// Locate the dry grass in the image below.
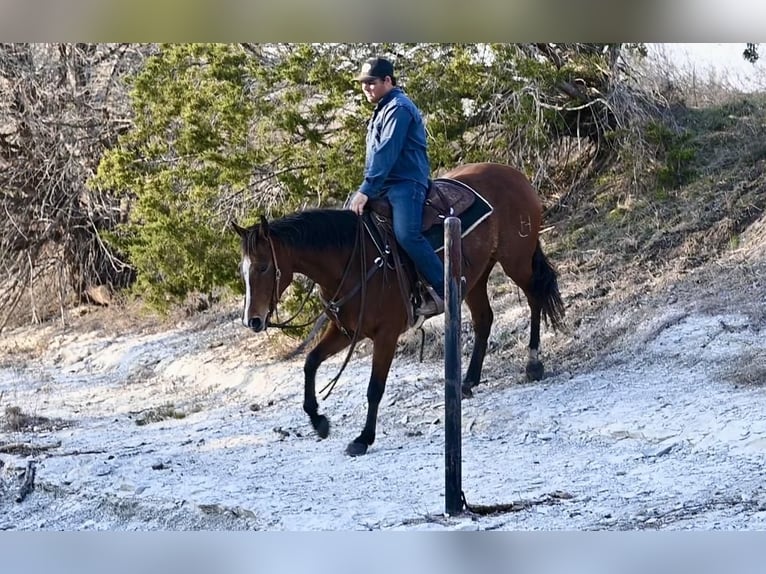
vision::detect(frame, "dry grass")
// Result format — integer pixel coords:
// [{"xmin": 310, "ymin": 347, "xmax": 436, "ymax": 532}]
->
[
  {"xmin": 1, "ymin": 405, "xmax": 71, "ymax": 433},
  {"xmin": 133, "ymin": 402, "xmax": 203, "ymax": 426},
  {"xmin": 719, "ymin": 350, "xmax": 766, "ymax": 388}
]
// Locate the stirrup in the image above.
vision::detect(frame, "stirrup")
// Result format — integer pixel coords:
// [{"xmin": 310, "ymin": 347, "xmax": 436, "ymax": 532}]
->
[{"xmin": 415, "ymin": 286, "xmax": 444, "ymax": 317}]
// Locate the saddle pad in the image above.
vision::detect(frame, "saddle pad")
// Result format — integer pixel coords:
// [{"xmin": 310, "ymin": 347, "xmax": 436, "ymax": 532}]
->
[{"xmin": 424, "ymin": 181, "xmax": 494, "ymax": 252}]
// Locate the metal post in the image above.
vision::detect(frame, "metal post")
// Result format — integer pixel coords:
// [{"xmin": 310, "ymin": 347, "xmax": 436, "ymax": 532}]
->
[{"xmin": 444, "ymin": 217, "xmax": 462, "ymax": 515}]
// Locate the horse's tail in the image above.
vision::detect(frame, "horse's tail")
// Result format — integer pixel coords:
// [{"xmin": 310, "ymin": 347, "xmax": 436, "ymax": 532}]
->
[{"xmin": 531, "ymin": 241, "xmax": 565, "ymax": 331}]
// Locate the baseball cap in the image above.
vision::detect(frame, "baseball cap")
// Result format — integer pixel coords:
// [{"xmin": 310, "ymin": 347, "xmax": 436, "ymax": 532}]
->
[{"xmin": 355, "ymin": 57, "xmax": 394, "ymax": 82}]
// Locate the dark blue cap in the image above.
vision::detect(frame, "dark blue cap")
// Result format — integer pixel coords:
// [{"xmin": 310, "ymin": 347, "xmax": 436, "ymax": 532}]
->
[{"xmin": 355, "ymin": 57, "xmax": 394, "ymax": 82}]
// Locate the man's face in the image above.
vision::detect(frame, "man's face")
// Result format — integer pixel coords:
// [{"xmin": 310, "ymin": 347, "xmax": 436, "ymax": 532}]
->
[{"xmin": 360, "ymin": 77, "xmax": 392, "ymax": 104}]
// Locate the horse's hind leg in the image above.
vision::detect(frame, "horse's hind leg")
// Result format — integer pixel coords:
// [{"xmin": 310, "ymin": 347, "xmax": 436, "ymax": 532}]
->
[
  {"xmin": 346, "ymin": 332, "xmax": 398, "ymax": 457},
  {"xmin": 303, "ymin": 321, "xmax": 352, "ymax": 439},
  {"xmin": 525, "ymin": 296, "xmax": 545, "ymax": 381},
  {"xmin": 462, "ymin": 267, "xmax": 494, "ymax": 398},
  {"xmin": 499, "ymin": 256, "xmax": 544, "ymax": 381},
  {"xmin": 519, "ymin": 243, "xmax": 565, "ymax": 382}
]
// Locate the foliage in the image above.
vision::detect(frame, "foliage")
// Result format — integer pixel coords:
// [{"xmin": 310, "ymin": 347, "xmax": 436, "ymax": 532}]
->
[
  {"xmin": 645, "ymin": 121, "xmax": 697, "ymax": 189},
  {"xmin": 94, "ymin": 44, "xmax": 366, "ymax": 311},
  {"xmin": 743, "ymin": 43, "xmax": 759, "ymax": 63},
  {"xmin": 93, "ymin": 44, "xmax": 258, "ymax": 309}
]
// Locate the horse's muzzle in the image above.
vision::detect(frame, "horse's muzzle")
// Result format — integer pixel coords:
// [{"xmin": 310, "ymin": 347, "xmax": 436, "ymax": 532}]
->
[{"xmin": 247, "ymin": 317, "xmax": 266, "ymax": 332}]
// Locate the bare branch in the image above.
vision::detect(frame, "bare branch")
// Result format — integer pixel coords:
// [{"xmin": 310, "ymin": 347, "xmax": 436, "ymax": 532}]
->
[{"xmin": 0, "ymin": 43, "xmax": 150, "ymax": 330}]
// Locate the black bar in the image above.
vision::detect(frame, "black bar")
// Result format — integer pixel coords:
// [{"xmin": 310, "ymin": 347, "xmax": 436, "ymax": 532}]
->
[{"xmin": 444, "ymin": 217, "xmax": 462, "ymax": 515}]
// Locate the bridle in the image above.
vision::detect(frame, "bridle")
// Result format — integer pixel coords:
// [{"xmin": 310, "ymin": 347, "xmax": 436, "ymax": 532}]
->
[
  {"xmin": 247, "ymin": 218, "xmax": 382, "ymax": 399},
  {"xmin": 263, "ymin": 235, "xmax": 282, "ymax": 327},
  {"xmin": 255, "ymin": 219, "xmax": 380, "ymax": 333},
  {"xmin": 256, "ymin": 234, "xmax": 324, "ymax": 331}
]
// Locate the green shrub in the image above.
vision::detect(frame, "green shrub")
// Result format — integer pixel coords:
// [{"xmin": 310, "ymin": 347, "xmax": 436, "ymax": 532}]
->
[{"xmin": 645, "ymin": 121, "xmax": 697, "ymax": 189}]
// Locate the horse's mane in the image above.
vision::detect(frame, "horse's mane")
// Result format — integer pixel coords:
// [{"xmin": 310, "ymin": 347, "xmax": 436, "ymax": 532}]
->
[{"xmin": 247, "ymin": 209, "xmax": 359, "ymax": 253}]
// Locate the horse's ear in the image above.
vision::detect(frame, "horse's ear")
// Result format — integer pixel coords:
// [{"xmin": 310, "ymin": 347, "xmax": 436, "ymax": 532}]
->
[
  {"xmin": 259, "ymin": 215, "xmax": 270, "ymax": 239},
  {"xmin": 231, "ymin": 221, "xmax": 247, "ymax": 237}
]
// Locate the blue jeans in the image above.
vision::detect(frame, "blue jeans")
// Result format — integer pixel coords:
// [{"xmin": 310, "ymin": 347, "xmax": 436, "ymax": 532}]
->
[{"xmin": 386, "ymin": 183, "xmax": 445, "ymax": 299}]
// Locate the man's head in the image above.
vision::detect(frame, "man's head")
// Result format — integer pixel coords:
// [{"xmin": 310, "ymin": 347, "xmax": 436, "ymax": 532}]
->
[{"xmin": 355, "ymin": 57, "xmax": 396, "ymax": 104}]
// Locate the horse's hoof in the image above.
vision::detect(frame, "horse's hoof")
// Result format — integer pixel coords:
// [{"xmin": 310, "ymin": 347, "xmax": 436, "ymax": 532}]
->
[
  {"xmin": 313, "ymin": 415, "xmax": 330, "ymax": 439},
  {"xmin": 525, "ymin": 360, "xmax": 544, "ymax": 381},
  {"xmin": 345, "ymin": 441, "xmax": 368, "ymax": 457},
  {"xmin": 461, "ymin": 385, "xmax": 474, "ymax": 399}
]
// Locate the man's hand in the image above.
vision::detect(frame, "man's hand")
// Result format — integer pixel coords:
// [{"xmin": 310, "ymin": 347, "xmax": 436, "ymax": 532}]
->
[{"xmin": 348, "ymin": 191, "xmax": 368, "ymax": 216}]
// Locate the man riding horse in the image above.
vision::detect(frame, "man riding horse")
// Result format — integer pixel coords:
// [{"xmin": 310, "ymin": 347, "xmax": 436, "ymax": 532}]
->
[{"xmin": 347, "ymin": 56, "xmax": 445, "ymax": 317}]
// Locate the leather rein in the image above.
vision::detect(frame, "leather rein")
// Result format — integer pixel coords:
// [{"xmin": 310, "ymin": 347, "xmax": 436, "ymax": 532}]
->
[{"xmin": 262, "ymin": 216, "xmax": 381, "ymax": 398}]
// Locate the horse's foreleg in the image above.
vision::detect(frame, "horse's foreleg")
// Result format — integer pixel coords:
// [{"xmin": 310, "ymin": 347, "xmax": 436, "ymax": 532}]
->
[
  {"xmin": 462, "ymin": 270, "xmax": 494, "ymax": 398},
  {"xmin": 303, "ymin": 321, "xmax": 351, "ymax": 439},
  {"xmin": 346, "ymin": 334, "xmax": 398, "ymax": 457}
]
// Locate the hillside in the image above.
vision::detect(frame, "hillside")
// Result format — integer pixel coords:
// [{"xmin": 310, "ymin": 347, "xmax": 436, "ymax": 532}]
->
[
  {"xmin": 540, "ymin": 95, "xmax": 766, "ymax": 373},
  {"xmin": 1, "ymin": 95, "xmax": 766, "ymax": 530}
]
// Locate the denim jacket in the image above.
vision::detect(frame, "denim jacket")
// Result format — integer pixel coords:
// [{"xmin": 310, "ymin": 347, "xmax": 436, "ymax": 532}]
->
[{"xmin": 359, "ymin": 87, "xmax": 430, "ymax": 199}]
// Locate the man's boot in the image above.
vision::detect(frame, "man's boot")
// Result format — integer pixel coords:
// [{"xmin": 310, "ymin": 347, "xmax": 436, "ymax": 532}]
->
[{"xmin": 415, "ymin": 285, "xmax": 445, "ymax": 317}]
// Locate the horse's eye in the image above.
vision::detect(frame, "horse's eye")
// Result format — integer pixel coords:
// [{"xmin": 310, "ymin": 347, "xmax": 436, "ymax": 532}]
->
[{"xmin": 241, "ymin": 258, "xmax": 268, "ymax": 276}]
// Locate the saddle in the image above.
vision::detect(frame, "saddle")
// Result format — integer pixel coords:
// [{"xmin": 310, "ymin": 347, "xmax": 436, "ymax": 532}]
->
[
  {"xmin": 367, "ymin": 178, "xmax": 476, "ymax": 232},
  {"xmin": 364, "ymin": 178, "xmax": 476, "ymax": 327}
]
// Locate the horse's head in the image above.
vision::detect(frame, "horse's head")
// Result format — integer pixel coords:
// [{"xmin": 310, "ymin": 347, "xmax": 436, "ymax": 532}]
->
[{"xmin": 233, "ymin": 216, "xmax": 283, "ymax": 333}]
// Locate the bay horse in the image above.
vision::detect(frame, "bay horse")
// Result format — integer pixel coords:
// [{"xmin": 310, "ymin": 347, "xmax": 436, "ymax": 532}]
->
[{"xmin": 233, "ymin": 162, "xmax": 564, "ymax": 456}]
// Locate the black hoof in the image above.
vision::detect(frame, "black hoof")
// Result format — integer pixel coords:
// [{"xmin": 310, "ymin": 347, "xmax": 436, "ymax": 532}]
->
[
  {"xmin": 525, "ymin": 360, "xmax": 544, "ymax": 381},
  {"xmin": 345, "ymin": 441, "xmax": 368, "ymax": 457},
  {"xmin": 313, "ymin": 415, "xmax": 330, "ymax": 439},
  {"xmin": 461, "ymin": 384, "xmax": 474, "ymax": 399}
]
